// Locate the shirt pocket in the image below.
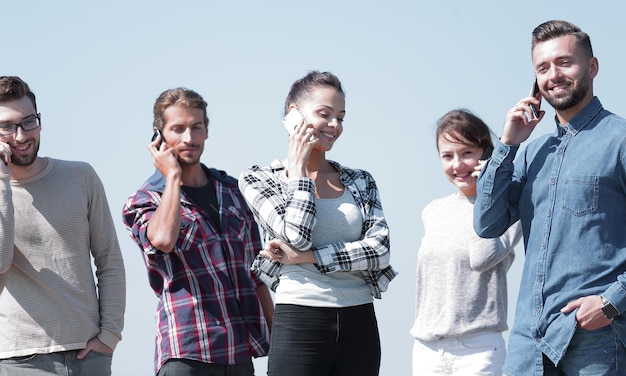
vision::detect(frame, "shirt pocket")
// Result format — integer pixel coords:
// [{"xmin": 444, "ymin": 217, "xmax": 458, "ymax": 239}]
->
[
  {"xmin": 223, "ymin": 205, "xmax": 249, "ymax": 240},
  {"xmin": 561, "ymin": 174, "xmax": 599, "ymax": 216}
]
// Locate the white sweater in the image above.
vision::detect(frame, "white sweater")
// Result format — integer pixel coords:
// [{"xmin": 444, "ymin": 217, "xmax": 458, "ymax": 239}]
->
[{"xmin": 410, "ymin": 194, "xmax": 521, "ymax": 341}]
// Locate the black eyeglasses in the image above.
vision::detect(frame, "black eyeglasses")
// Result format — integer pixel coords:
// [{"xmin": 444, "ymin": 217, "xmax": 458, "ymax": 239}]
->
[{"xmin": 0, "ymin": 113, "xmax": 41, "ymax": 137}]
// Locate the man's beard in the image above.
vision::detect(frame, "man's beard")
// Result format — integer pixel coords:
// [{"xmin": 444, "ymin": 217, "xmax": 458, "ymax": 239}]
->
[
  {"xmin": 544, "ymin": 73, "xmax": 591, "ymax": 111},
  {"xmin": 178, "ymin": 154, "xmax": 201, "ymax": 166},
  {"xmin": 10, "ymin": 143, "xmax": 39, "ymax": 166}
]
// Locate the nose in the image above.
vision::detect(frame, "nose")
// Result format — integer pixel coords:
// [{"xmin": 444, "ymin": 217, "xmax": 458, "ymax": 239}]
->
[
  {"xmin": 12, "ymin": 125, "xmax": 29, "ymax": 142},
  {"xmin": 181, "ymin": 128, "xmax": 192, "ymax": 142},
  {"xmin": 329, "ymin": 117, "xmax": 342, "ymax": 127},
  {"xmin": 452, "ymin": 156, "xmax": 464, "ymax": 169},
  {"xmin": 547, "ymin": 64, "xmax": 563, "ymax": 81}
]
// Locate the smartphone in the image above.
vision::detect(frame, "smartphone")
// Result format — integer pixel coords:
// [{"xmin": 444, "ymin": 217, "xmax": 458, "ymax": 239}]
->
[
  {"xmin": 151, "ymin": 129, "xmax": 164, "ymax": 147},
  {"xmin": 282, "ymin": 108, "xmax": 304, "ymax": 135},
  {"xmin": 480, "ymin": 146, "xmax": 493, "ymax": 160},
  {"xmin": 529, "ymin": 78, "xmax": 542, "ymax": 118}
]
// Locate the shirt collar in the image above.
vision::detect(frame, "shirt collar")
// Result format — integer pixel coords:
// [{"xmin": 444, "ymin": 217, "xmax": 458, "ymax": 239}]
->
[{"xmin": 555, "ymin": 96, "xmax": 603, "ymax": 136}]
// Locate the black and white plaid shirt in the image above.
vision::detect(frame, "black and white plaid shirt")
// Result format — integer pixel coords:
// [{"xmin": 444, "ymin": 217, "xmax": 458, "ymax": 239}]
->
[{"xmin": 238, "ymin": 159, "xmax": 397, "ymax": 299}]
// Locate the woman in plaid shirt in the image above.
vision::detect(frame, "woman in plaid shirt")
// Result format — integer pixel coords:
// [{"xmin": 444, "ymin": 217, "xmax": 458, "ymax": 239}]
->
[{"xmin": 239, "ymin": 71, "xmax": 397, "ymax": 376}]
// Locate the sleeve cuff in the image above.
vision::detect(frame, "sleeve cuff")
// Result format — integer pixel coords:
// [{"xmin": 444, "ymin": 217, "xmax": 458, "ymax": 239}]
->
[{"xmin": 98, "ymin": 329, "xmax": 122, "ymax": 351}]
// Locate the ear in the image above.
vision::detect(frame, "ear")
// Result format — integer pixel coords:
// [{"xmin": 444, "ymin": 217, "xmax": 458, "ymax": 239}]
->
[{"xmin": 588, "ymin": 57, "xmax": 599, "ymax": 79}]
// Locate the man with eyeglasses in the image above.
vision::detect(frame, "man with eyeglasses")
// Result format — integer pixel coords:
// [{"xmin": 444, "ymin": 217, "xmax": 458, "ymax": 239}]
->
[{"xmin": 0, "ymin": 76, "xmax": 126, "ymax": 376}]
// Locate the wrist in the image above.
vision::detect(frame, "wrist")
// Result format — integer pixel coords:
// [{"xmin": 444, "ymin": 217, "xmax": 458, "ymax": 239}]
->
[{"xmin": 601, "ymin": 296, "xmax": 619, "ymax": 319}]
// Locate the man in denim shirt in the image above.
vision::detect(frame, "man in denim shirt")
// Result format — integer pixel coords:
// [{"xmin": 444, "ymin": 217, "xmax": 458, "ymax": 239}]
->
[{"xmin": 474, "ymin": 20, "xmax": 626, "ymax": 375}]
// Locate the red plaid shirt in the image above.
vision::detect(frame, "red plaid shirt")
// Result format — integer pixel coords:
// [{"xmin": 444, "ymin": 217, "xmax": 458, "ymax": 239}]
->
[{"xmin": 122, "ymin": 165, "xmax": 269, "ymax": 373}]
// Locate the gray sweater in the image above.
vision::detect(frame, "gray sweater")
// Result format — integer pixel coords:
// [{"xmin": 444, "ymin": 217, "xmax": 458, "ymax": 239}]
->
[
  {"xmin": 0, "ymin": 159, "xmax": 126, "ymax": 357},
  {"xmin": 410, "ymin": 194, "xmax": 521, "ymax": 341}
]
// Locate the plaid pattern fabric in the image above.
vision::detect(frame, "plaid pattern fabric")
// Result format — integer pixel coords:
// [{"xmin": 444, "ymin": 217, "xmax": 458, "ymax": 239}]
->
[
  {"xmin": 122, "ymin": 165, "xmax": 269, "ymax": 372},
  {"xmin": 238, "ymin": 159, "xmax": 397, "ymax": 299}
]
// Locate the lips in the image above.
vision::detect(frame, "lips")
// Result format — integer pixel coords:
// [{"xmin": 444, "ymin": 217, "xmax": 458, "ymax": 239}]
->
[
  {"xmin": 320, "ymin": 131, "xmax": 336, "ymax": 140},
  {"xmin": 12, "ymin": 142, "xmax": 31, "ymax": 154},
  {"xmin": 550, "ymin": 82, "xmax": 571, "ymax": 93}
]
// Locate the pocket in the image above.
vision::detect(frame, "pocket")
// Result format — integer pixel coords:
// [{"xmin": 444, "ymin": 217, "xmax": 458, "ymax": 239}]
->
[
  {"xmin": 223, "ymin": 205, "xmax": 248, "ymax": 240},
  {"xmin": 561, "ymin": 174, "xmax": 599, "ymax": 216}
]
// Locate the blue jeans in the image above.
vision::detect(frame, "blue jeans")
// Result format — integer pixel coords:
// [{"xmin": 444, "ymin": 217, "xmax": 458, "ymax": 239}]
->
[
  {"xmin": 157, "ymin": 358, "xmax": 254, "ymax": 376},
  {"xmin": 267, "ymin": 303, "xmax": 381, "ymax": 376},
  {"xmin": 542, "ymin": 326, "xmax": 625, "ymax": 375},
  {"xmin": 0, "ymin": 350, "xmax": 112, "ymax": 376}
]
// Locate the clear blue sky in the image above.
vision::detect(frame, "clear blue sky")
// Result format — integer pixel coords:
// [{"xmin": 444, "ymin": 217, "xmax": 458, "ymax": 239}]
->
[{"xmin": 5, "ymin": 1, "xmax": 626, "ymax": 374}]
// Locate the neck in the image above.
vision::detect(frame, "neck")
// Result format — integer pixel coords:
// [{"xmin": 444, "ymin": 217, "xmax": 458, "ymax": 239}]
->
[
  {"xmin": 10, "ymin": 157, "xmax": 47, "ymax": 180},
  {"xmin": 556, "ymin": 93, "xmax": 594, "ymax": 125},
  {"xmin": 180, "ymin": 163, "xmax": 208, "ymax": 187},
  {"xmin": 305, "ymin": 151, "xmax": 333, "ymax": 174}
]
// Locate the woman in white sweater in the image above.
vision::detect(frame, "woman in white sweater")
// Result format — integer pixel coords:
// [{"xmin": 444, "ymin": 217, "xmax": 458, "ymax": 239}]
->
[{"xmin": 410, "ymin": 109, "xmax": 522, "ymax": 375}]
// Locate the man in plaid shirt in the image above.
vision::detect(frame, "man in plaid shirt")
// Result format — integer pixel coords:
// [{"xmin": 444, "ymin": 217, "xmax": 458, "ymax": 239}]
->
[{"xmin": 123, "ymin": 87, "xmax": 272, "ymax": 376}]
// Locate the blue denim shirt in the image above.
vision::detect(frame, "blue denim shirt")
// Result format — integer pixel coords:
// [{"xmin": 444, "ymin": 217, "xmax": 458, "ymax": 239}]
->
[{"xmin": 474, "ymin": 97, "xmax": 626, "ymax": 375}]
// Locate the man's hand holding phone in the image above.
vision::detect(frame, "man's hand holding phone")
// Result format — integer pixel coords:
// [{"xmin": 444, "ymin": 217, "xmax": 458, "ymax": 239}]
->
[{"xmin": 501, "ymin": 79, "xmax": 545, "ymax": 146}]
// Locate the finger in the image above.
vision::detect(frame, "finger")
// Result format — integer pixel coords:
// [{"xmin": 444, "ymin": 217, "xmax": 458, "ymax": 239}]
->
[
  {"xmin": 76, "ymin": 348, "xmax": 89, "ymax": 359},
  {"xmin": 560, "ymin": 300, "xmax": 580, "ymax": 313}
]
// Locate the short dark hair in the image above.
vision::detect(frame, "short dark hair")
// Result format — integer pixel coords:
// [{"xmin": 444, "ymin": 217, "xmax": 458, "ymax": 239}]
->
[
  {"xmin": 153, "ymin": 88, "xmax": 209, "ymax": 130},
  {"xmin": 284, "ymin": 71, "xmax": 345, "ymax": 115},
  {"xmin": 531, "ymin": 20, "xmax": 593, "ymax": 58},
  {"xmin": 435, "ymin": 109, "xmax": 493, "ymax": 151},
  {"xmin": 0, "ymin": 76, "xmax": 37, "ymax": 111}
]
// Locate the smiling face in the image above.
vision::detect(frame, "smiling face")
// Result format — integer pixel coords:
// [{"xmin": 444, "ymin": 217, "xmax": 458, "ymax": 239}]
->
[
  {"xmin": 0, "ymin": 96, "xmax": 40, "ymax": 167},
  {"xmin": 437, "ymin": 132, "xmax": 485, "ymax": 197},
  {"xmin": 294, "ymin": 86, "xmax": 346, "ymax": 152},
  {"xmin": 532, "ymin": 34, "xmax": 597, "ymax": 118}
]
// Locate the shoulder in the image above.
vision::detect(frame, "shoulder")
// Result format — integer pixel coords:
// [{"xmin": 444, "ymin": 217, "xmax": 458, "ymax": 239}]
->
[
  {"xmin": 332, "ymin": 160, "xmax": 375, "ymax": 183},
  {"xmin": 52, "ymin": 158, "xmax": 94, "ymax": 172},
  {"xmin": 204, "ymin": 165, "xmax": 237, "ymax": 186},
  {"xmin": 50, "ymin": 158, "xmax": 100, "ymax": 181},
  {"xmin": 423, "ymin": 194, "xmax": 457, "ymax": 211},
  {"xmin": 239, "ymin": 160, "xmax": 284, "ymax": 182}
]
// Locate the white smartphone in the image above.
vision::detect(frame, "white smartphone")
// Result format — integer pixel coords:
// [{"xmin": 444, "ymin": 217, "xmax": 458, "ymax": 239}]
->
[{"xmin": 282, "ymin": 108, "xmax": 304, "ymax": 135}]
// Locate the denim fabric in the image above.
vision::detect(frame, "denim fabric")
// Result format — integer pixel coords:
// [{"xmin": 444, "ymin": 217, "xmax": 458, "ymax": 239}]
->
[
  {"xmin": 267, "ymin": 303, "xmax": 380, "ymax": 376},
  {"xmin": 542, "ymin": 326, "xmax": 625, "ymax": 375},
  {"xmin": 0, "ymin": 350, "xmax": 112, "ymax": 376},
  {"xmin": 474, "ymin": 98, "xmax": 626, "ymax": 375}
]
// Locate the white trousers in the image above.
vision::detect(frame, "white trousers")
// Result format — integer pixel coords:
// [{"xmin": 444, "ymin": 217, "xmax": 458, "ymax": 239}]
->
[{"xmin": 412, "ymin": 331, "xmax": 505, "ymax": 376}]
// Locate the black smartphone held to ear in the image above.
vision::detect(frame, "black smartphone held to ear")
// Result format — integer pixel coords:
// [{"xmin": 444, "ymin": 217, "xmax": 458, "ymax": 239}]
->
[
  {"xmin": 529, "ymin": 78, "xmax": 542, "ymax": 118},
  {"xmin": 480, "ymin": 146, "xmax": 493, "ymax": 160},
  {"xmin": 152, "ymin": 129, "xmax": 164, "ymax": 147}
]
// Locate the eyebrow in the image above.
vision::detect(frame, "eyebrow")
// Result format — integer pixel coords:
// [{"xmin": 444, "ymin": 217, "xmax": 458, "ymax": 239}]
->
[{"xmin": 317, "ymin": 104, "xmax": 346, "ymax": 114}]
